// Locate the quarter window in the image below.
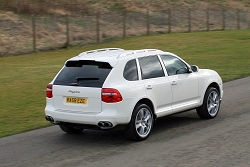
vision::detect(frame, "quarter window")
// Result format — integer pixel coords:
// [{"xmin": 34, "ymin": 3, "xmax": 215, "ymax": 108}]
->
[
  {"xmin": 160, "ymin": 55, "xmax": 189, "ymax": 76},
  {"xmin": 138, "ymin": 55, "xmax": 165, "ymax": 79},
  {"xmin": 123, "ymin": 59, "xmax": 138, "ymax": 81}
]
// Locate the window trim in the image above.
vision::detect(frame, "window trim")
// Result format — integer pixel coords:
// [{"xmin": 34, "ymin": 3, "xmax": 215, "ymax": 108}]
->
[
  {"xmin": 136, "ymin": 58, "xmax": 142, "ymax": 80},
  {"xmin": 157, "ymin": 54, "xmax": 169, "ymax": 77}
]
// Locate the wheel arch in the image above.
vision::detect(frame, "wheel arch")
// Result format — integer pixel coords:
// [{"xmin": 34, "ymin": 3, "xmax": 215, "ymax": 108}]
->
[
  {"xmin": 207, "ymin": 82, "xmax": 221, "ymax": 97},
  {"xmin": 135, "ymin": 98, "xmax": 156, "ymax": 120},
  {"xmin": 199, "ymin": 82, "xmax": 221, "ymax": 105}
]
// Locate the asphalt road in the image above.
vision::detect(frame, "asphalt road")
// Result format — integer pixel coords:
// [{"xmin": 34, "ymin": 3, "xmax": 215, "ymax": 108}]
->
[{"xmin": 1, "ymin": 77, "xmax": 250, "ymax": 167}]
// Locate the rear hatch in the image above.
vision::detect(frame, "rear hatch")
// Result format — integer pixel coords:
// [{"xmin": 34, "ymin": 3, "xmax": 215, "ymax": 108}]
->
[{"xmin": 52, "ymin": 60, "xmax": 112, "ymax": 114}]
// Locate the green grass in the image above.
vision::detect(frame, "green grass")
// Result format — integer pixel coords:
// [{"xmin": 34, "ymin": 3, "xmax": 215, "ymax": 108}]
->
[{"xmin": 0, "ymin": 29, "xmax": 250, "ymax": 138}]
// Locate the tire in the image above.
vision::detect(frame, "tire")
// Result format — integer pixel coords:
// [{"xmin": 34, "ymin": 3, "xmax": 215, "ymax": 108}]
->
[
  {"xmin": 59, "ymin": 124, "xmax": 84, "ymax": 134},
  {"xmin": 125, "ymin": 103, "xmax": 154, "ymax": 141},
  {"xmin": 197, "ymin": 87, "xmax": 221, "ymax": 119}
]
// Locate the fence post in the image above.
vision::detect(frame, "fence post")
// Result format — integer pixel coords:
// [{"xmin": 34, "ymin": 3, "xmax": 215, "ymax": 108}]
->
[
  {"xmin": 249, "ymin": 11, "xmax": 250, "ymax": 29},
  {"xmin": 206, "ymin": 8, "xmax": 209, "ymax": 31},
  {"xmin": 249, "ymin": 15, "xmax": 250, "ymax": 29},
  {"xmin": 168, "ymin": 8, "xmax": 171, "ymax": 33},
  {"xmin": 222, "ymin": 7, "xmax": 225, "ymax": 31},
  {"xmin": 146, "ymin": 8, "xmax": 150, "ymax": 35},
  {"xmin": 123, "ymin": 9, "xmax": 127, "ymax": 38},
  {"xmin": 96, "ymin": 11, "xmax": 100, "ymax": 44},
  {"xmin": 237, "ymin": 9, "xmax": 240, "ymax": 30},
  {"xmin": 188, "ymin": 8, "xmax": 191, "ymax": 32},
  {"xmin": 249, "ymin": 12, "xmax": 250, "ymax": 29},
  {"xmin": 32, "ymin": 15, "xmax": 36, "ymax": 52},
  {"xmin": 66, "ymin": 14, "xmax": 70, "ymax": 48}
]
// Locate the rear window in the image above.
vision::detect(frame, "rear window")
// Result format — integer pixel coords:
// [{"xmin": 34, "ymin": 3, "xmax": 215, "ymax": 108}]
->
[{"xmin": 54, "ymin": 60, "xmax": 112, "ymax": 88}]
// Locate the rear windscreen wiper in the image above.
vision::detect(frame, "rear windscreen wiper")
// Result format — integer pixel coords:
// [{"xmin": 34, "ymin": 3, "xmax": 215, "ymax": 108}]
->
[
  {"xmin": 69, "ymin": 83, "xmax": 79, "ymax": 86},
  {"xmin": 76, "ymin": 77, "xmax": 99, "ymax": 81}
]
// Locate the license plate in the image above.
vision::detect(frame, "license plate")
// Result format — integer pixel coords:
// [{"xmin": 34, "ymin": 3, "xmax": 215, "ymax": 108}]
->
[{"xmin": 66, "ymin": 97, "xmax": 87, "ymax": 104}]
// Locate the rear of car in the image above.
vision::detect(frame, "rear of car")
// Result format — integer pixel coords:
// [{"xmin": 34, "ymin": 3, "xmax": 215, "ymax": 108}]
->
[
  {"xmin": 46, "ymin": 59, "xmax": 119, "ymax": 126},
  {"xmin": 52, "ymin": 60, "xmax": 111, "ymax": 114}
]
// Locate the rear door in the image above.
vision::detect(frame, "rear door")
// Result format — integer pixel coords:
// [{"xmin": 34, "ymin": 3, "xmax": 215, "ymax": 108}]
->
[
  {"xmin": 138, "ymin": 55, "xmax": 173, "ymax": 116},
  {"xmin": 52, "ymin": 60, "xmax": 112, "ymax": 114}
]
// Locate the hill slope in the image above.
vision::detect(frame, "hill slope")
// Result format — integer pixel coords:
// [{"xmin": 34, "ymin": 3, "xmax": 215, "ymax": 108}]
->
[{"xmin": 0, "ymin": 0, "xmax": 250, "ymax": 55}]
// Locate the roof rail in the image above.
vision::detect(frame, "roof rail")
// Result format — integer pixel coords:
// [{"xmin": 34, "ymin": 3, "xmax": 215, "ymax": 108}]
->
[
  {"xmin": 78, "ymin": 48, "xmax": 124, "ymax": 57},
  {"xmin": 118, "ymin": 49, "xmax": 163, "ymax": 58}
]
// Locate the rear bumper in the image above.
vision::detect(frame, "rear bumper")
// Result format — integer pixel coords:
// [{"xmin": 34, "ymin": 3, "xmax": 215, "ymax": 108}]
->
[{"xmin": 45, "ymin": 106, "xmax": 131, "ymax": 128}]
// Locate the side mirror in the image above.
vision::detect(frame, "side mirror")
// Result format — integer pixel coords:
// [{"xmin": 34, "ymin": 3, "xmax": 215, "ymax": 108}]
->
[{"xmin": 190, "ymin": 65, "xmax": 199, "ymax": 72}]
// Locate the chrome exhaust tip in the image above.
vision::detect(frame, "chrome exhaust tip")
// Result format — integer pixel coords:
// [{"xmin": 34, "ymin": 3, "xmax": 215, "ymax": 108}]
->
[
  {"xmin": 98, "ymin": 121, "xmax": 113, "ymax": 128},
  {"xmin": 45, "ymin": 115, "xmax": 54, "ymax": 123}
]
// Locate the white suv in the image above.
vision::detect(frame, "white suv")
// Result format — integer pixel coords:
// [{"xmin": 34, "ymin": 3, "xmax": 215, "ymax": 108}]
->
[{"xmin": 45, "ymin": 48, "xmax": 223, "ymax": 141}]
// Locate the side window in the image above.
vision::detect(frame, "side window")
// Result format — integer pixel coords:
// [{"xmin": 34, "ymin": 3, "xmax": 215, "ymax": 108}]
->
[
  {"xmin": 138, "ymin": 55, "xmax": 165, "ymax": 79},
  {"xmin": 160, "ymin": 55, "xmax": 189, "ymax": 76},
  {"xmin": 123, "ymin": 59, "xmax": 138, "ymax": 81}
]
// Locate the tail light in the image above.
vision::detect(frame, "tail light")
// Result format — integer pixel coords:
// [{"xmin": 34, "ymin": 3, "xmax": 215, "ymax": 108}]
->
[
  {"xmin": 102, "ymin": 88, "xmax": 123, "ymax": 103},
  {"xmin": 46, "ymin": 84, "xmax": 53, "ymax": 98}
]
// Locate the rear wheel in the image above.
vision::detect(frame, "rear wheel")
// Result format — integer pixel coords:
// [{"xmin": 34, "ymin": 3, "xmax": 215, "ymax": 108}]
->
[
  {"xmin": 125, "ymin": 103, "xmax": 154, "ymax": 141},
  {"xmin": 197, "ymin": 87, "xmax": 220, "ymax": 119},
  {"xmin": 59, "ymin": 124, "xmax": 84, "ymax": 134}
]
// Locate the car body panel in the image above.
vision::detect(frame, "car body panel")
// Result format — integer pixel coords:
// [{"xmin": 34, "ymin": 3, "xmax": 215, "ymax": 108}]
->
[
  {"xmin": 169, "ymin": 72, "xmax": 200, "ymax": 113},
  {"xmin": 143, "ymin": 77, "xmax": 173, "ymax": 117}
]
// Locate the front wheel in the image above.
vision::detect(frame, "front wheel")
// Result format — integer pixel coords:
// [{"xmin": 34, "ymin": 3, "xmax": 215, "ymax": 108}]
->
[
  {"xmin": 197, "ymin": 87, "xmax": 221, "ymax": 119},
  {"xmin": 59, "ymin": 124, "xmax": 84, "ymax": 134},
  {"xmin": 125, "ymin": 103, "xmax": 154, "ymax": 141}
]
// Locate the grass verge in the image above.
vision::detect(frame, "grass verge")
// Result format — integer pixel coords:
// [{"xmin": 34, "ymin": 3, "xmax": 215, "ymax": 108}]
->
[{"xmin": 0, "ymin": 29, "xmax": 250, "ymax": 138}]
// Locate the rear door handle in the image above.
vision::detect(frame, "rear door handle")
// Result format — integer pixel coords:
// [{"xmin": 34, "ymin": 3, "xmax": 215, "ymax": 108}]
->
[
  {"xmin": 146, "ymin": 85, "xmax": 153, "ymax": 90},
  {"xmin": 172, "ymin": 81, "xmax": 177, "ymax": 85}
]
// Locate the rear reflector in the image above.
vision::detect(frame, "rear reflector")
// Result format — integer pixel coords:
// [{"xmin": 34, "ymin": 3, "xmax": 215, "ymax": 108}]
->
[
  {"xmin": 102, "ymin": 88, "xmax": 122, "ymax": 103},
  {"xmin": 46, "ymin": 84, "xmax": 53, "ymax": 98}
]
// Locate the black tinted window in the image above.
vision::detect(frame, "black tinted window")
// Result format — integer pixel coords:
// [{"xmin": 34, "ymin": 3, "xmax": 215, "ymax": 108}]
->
[
  {"xmin": 123, "ymin": 59, "xmax": 138, "ymax": 81},
  {"xmin": 160, "ymin": 55, "xmax": 188, "ymax": 76},
  {"xmin": 54, "ymin": 60, "xmax": 112, "ymax": 88},
  {"xmin": 139, "ymin": 55, "xmax": 165, "ymax": 79}
]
